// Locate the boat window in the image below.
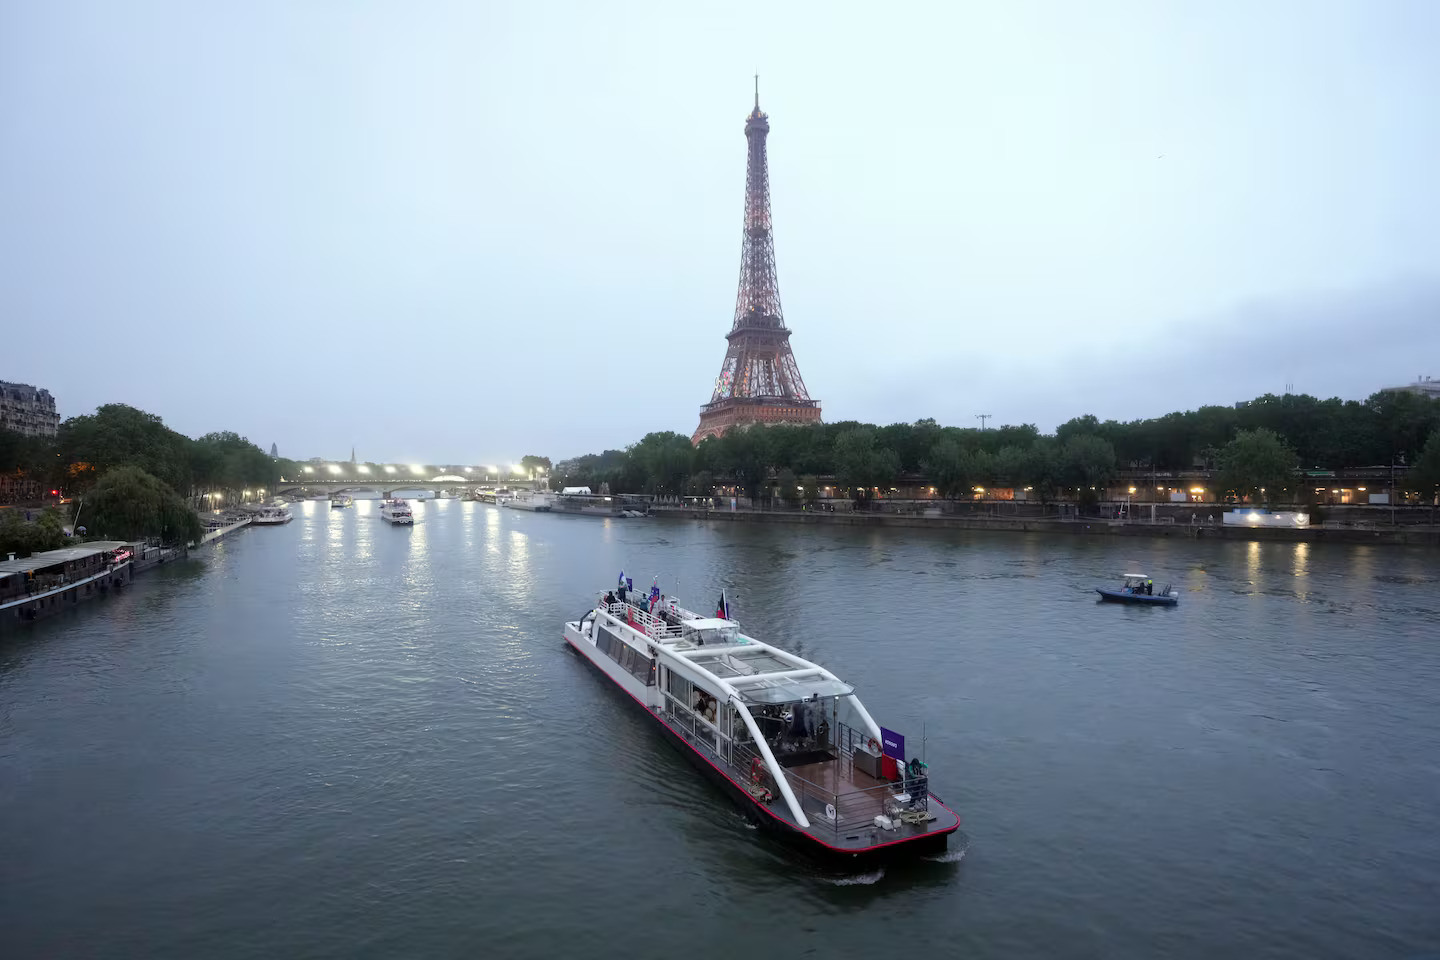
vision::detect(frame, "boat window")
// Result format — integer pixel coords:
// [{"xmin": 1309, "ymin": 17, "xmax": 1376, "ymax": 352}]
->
[{"xmin": 596, "ymin": 626, "xmax": 656, "ymax": 686}]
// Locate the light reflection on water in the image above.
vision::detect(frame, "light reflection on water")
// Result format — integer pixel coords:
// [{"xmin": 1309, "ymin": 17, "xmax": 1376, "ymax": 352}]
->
[{"xmin": 2, "ymin": 516, "xmax": 1438, "ymax": 960}]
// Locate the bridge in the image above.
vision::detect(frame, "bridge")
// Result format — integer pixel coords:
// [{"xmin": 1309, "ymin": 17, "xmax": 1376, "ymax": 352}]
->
[
  {"xmin": 274, "ymin": 462, "xmax": 545, "ymax": 497},
  {"xmin": 272, "ymin": 478, "xmax": 543, "ymax": 497}
]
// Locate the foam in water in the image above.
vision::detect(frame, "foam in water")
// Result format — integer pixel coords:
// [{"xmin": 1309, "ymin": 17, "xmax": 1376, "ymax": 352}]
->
[
  {"xmin": 923, "ymin": 847, "xmax": 968, "ymax": 863},
  {"xmin": 821, "ymin": 868, "xmax": 885, "ymax": 885}
]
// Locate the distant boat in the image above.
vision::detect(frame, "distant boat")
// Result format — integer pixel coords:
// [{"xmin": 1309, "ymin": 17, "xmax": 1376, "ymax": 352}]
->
[
  {"xmin": 330, "ymin": 494, "xmax": 353, "ymax": 508},
  {"xmin": 379, "ymin": 499, "xmax": 414, "ymax": 525},
  {"xmin": 1097, "ymin": 573, "xmax": 1178, "ymax": 606},
  {"xmin": 251, "ymin": 505, "xmax": 294, "ymax": 526}
]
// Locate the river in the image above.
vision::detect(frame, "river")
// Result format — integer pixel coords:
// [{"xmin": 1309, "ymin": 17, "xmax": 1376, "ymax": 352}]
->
[{"xmin": 2, "ymin": 499, "xmax": 1438, "ymax": 959}]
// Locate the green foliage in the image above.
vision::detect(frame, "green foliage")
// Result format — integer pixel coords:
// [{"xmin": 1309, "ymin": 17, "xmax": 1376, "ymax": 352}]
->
[
  {"xmin": 85, "ymin": 465, "xmax": 204, "ymax": 544},
  {"xmin": 0, "ymin": 506, "xmax": 70, "ymax": 557},
  {"xmin": 58, "ymin": 404, "xmax": 193, "ymax": 493},
  {"xmin": 924, "ymin": 439, "xmax": 989, "ymax": 498},
  {"xmin": 627, "ymin": 433, "xmax": 692, "ymax": 495},
  {"xmin": 520, "ymin": 455, "xmax": 553, "ymax": 475},
  {"xmin": 775, "ymin": 468, "xmax": 800, "ymax": 505},
  {"xmin": 833, "ymin": 427, "xmax": 900, "ymax": 500},
  {"xmin": 1408, "ymin": 429, "xmax": 1440, "ymax": 500},
  {"xmin": 1059, "ymin": 434, "xmax": 1118, "ymax": 491},
  {"xmin": 1215, "ymin": 428, "xmax": 1299, "ymax": 504},
  {"xmin": 191, "ymin": 431, "xmax": 277, "ymax": 495}
]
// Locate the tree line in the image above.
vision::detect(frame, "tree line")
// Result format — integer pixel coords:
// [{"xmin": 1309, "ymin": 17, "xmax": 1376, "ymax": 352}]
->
[
  {"xmin": 552, "ymin": 390, "xmax": 1440, "ymax": 505},
  {"xmin": 0, "ymin": 403, "xmax": 288, "ymax": 550}
]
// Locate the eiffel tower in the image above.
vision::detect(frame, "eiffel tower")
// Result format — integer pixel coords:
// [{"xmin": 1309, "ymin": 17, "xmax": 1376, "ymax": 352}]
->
[{"xmin": 692, "ymin": 82, "xmax": 821, "ymax": 445}]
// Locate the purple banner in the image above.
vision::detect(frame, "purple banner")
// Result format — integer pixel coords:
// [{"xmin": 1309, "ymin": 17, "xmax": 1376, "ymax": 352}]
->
[{"xmin": 880, "ymin": 727, "xmax": 905, "ymax": 761}]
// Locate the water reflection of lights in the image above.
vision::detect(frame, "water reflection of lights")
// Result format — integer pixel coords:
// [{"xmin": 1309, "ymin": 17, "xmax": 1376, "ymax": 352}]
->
[
  {"xmin": 1246, "ymin": 540, "xmax": 1262, "ymax": 584},
  {"xmin": 1293, "ymin": 542, "xmax": 1309, "ymax": 579}
]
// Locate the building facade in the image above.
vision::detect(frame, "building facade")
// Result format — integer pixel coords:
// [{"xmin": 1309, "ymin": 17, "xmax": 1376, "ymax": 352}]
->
[{"xmin": 0, "ymin": 381, "xmax": 60, "ymax": 438}]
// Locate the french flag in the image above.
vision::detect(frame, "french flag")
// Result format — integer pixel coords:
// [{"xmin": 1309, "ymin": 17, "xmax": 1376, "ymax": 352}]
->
[{"xmin": 715, "ymin": 590, "xmax": 730, "ymax": 620}]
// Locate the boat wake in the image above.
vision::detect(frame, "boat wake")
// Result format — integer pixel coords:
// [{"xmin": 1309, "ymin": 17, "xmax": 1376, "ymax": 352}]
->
[
  {"xmin": 924, "ymin": 831, "xmax": 971, "ymax": 863},
  {"xmin": 923, "ymin": 847, "xmax": 968, "ymax": 863},
  {"xmin": 821, "ymin": 868, "xmax": 885, "ymax": 886}
]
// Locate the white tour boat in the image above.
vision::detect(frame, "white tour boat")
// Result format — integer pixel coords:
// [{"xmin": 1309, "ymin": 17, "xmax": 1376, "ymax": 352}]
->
[
  {"xmin": 563, "ymin": 585, "xmax": 960, "ymax": 861},
  {"xmin": 500, "ymin": 490, "xmax": 552, "ymax": 512},
  {"xmin": 330, "ymin": 493, "xmax": 354, "ymax": 508},
  {"xmin": 379, "ymin": 499, "xmax": 414, "ymax": 525},
  {"xmin": 250, "ymin": 505, "xmax": 293, "ymax": 525}
]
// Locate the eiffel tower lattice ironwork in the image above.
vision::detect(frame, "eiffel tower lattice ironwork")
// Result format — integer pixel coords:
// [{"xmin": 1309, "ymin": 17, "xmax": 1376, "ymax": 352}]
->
[{"xmin": 692, "ymin": 82, "xmax": 821, "ymax": 445}]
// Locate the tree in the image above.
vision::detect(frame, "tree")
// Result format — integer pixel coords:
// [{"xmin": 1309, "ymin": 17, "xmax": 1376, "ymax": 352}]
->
[
  {"xmin": 924, "ymin": 440, "xmax": 990, "ymax": 498},
  {"xmin": 0, "ymin": 507, "xmax": 69, "ymax": 557},
  {"xmin": 1060, "ymin": 434, "xmax": 1118, "ymax": 492},
  {"xmin": 84, "ymin": 466, "xmax": 204, "ymax": 544},
  {"xmin": 833, "ymin": 428, "xmax": 900, "ymax": 502},
  {"xmin": 520, "ymin": 455, "xmax": 553, "ymax": 476},
  {"xmin": 1215, "ymin": 428, "xmax": 1298, "ymax": 504},
  {"xmin": 1408, "ymin": 429, "xmax": 1440, "ymax": 503},
  {"xmin": 775, "ymin": 468, "xmax": 800, "ymax": 506},
  {"xmin": 58, "ymin": 404, "xmax": 193, "ymax": 494},
  {"xmin": 799, "ymin": 473, "xmax": 820, "ymax": 506},
  {"xmin": 628, "ymin": 433, "xmax": 692, "ymax": 496}
]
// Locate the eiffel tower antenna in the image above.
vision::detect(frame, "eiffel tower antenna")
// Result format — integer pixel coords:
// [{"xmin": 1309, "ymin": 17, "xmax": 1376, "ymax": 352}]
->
[{"xmin": 693, "ymin": 84, "xmax": 821, "ymax": 444}]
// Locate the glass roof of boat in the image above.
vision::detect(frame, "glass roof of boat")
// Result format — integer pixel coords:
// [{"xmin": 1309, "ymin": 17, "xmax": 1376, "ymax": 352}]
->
[
  {"xmin": 687, "ymin": 650, "xmax": 796, "ymax": 678},
  {"xmin": 735, "ymin": 676, "xmax": 855, "ymax": 705}
]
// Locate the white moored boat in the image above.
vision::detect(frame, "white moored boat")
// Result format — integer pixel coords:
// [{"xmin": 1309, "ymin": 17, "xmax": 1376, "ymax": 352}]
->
[
  {"xmin": 330, "ymin": 493, "xmax": 353, "ymax": 508},
  {"xmin": 379, "ymin": 499, "xmax": 414, "ymax": 525},
  {"xmin": 500, "ymin": 490, "xmax": 552, "ymax": 512},
  {"xmin": 251, "ymin": 505, "xmax": 293, "ymax": 525},
  {"xmin": 563, "ymin": 584, "xmax": 960, "ymax": 862}
]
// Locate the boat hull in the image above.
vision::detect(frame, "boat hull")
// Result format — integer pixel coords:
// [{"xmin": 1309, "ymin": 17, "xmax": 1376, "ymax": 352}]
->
[
  {"xmin": 563, "ymin": 628, "xmax": 957, "ymax": 865},
  {"xmin": 1096, "ymin": 588, "xmax": 1177, "ymax": 605}
]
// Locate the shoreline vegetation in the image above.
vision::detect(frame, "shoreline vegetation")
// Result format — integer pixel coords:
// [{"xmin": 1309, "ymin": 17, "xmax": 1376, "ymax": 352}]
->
[{"xmin": 552, "ymin": 390, "xmax": 1440, "ymax": 516}]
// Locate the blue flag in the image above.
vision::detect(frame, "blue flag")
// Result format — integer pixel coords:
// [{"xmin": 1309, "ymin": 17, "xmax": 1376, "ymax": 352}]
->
[{"xmin": 618, "ymin": 569, "xmax": 625, "ymax": 587}]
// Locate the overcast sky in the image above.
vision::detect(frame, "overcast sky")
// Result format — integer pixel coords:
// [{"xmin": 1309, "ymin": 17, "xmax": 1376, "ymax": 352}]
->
[{"xmin": 3, "ymin": 1, "xmax": 1437, "ymax": 464}]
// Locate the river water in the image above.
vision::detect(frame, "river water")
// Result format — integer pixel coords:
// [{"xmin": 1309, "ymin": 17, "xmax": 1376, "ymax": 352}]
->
[{"xmin": 2, "ymin": 499, "xmax": 1438, "ymax": 959}]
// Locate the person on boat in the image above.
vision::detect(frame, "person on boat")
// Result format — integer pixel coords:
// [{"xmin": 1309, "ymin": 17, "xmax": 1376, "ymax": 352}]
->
[
  {"xmin": 1146, "ymin": 579, "xmax": 1153, "ymax": 595},
  {"xmin": 603, "ymin": 590, "xmax": 615, "ymax": 606}
]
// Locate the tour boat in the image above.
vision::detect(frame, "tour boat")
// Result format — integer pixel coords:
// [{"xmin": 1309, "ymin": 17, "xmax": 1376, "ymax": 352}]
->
[
  {"xmin": 1096, "ymin": 573, "xmax": 1178, "ymax": 606},
  {"xmin": 379, "ymin": 499, "xmax": 414, "ymax": 525},
  {"xmin": 251, "ymin": 505, "xmax": 293, "ymax": 525},
  {"xmin": 500, "ymin": 490, "xmax": 552, "ymax": 512},
  {"xmin": 330, "ymin": 494, "xmax": 353, "ymax": 508},
  {"xmin": 563, "ymin": 587, "xmax": 961, "ymax": 862}
]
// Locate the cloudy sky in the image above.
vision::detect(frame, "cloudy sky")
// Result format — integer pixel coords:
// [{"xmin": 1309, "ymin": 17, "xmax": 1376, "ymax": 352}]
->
[{"xmin": 3, "ymin": 1, "xmax": 1437, "ymax": 464}]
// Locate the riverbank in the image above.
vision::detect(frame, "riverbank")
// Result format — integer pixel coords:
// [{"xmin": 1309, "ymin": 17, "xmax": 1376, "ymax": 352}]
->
[{"xmin": 651, "ymin": 506, "xmax": 1440, "ymax": 546}]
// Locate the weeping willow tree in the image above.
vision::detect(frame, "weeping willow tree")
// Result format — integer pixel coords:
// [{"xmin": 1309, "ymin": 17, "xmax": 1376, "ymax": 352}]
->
[{"xmin": 83, "ymin": 465, "xmax": 203, "ymax": 544}]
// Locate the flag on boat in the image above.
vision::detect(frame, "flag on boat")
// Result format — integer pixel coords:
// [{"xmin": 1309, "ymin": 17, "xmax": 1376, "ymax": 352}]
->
[
  {"xmin": 648, "ymin": 582, "xmax": 660, "ymax": 612},
  {"xmin": 618, "ymin": 570, "xmax": 625, "ymax": 587},
  {"xmin": 715, "ymin": 589, "xmax": 729, "ymax": 619}
]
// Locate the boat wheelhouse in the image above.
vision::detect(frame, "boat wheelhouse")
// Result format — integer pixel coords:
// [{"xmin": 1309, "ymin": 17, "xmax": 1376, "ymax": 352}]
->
[
  {"xmin": 379, "ymin": 499, "xmax": 414, "ymax": 525},
  {"xmin": 563, "ymin": 591, "xmax": 960, "ymax": 861}
]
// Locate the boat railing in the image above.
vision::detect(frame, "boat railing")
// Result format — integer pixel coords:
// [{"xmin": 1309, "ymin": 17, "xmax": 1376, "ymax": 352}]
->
[
  {"xmin": 604, "ymin": 601, "xmax": 683, "ymax": 640},
  {"xmin": 721, "ymin": 735, "xmax": 928, "ymax": 836}
]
